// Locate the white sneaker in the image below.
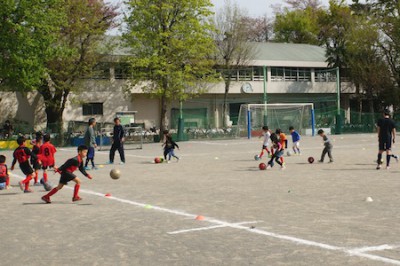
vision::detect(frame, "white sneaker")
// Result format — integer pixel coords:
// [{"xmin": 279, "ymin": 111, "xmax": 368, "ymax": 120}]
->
[{"xmin": 119, "ymin": 162, "xmax": 125, "ymax": 165}]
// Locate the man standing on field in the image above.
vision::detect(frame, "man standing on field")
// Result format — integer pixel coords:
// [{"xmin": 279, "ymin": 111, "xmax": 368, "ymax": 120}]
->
[{"xmin": 376, "ymin": 109, "xmax": 396, "ymax": 170}]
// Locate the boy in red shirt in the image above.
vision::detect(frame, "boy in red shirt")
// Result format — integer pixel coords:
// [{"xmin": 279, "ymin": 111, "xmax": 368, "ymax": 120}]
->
[
  {"xmin": 0, "ymin": 155, "xmax": 10, "ymax": 190},
  {"xmin": 11, "ymin": 136, "xmax": 38, "ymax": 193},
  {"xmin": 41, "ymin": 145, "xmax": 92, "ymax": 203},
  {"xmin": 39, "ymin": 133, "xmax": 57, "ymax": 191}
]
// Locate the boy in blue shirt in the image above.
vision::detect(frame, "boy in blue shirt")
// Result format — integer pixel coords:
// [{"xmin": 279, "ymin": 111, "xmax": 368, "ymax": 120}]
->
[{"xmin": 289, "ymin": 126, "xmax": 301, "ymax": 155}]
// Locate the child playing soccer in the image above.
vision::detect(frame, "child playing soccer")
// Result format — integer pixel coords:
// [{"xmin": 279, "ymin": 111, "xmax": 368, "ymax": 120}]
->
[
  {"xmin": 31, "ymin": 132, "xmax": 43, "ymax": 186},
  {"xmin": 0, "ymin": 155, "xmax": 10, "ymax": 190},
  {"xmin": 163, "ymin": 134, "xmax": 180, "ymax": 162},
  {"xmin": 267, "ymin": 133, "xmax": 285, "ymax": 169},
  {"xmin": 11, "ymin": 136, "xmax": 38, "ymax": 193},
  {"xmin": 318, "ymin": 129, "xmax": 333, "ymax": 163},
  {"xmin": 39, "ymin": 133, "xmax": 57, "ymax": 190},
  {"xmin": 41, "ymin": 145, "xmax": 92, "ymax": 203},
  {"xmin": 258, "ymin": 126, "xmax": 271, "ymax": 159},
  {"xmin": 84, "ymin": 118, "xmax": 97, "ymax": 170},
  {"xmin": 289, "ymin": 126, "xmax": 301, "ymax": 155}
]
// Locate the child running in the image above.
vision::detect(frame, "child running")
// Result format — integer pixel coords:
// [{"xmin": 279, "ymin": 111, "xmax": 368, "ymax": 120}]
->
[
  {"xmin": 11, "ymin": 136, "xmax": 38, "ymax": 193},
  {"xmin": 39, "ymin": 133, "xmax": 57, "ymax": 190},
  {"xmin": 163, "ymin": 133, "xmax": 180, "ymax": 162},
  {"xmin": 275, "ymin": 129, "xmax": 287, "ymax": 164},
  {"xmin": 31, "ymin": 132, "xmax": 43, "ymax": 186},
  {"xmin": 289, "ymin": 126, "xmax": 301, "ymax": 155},
  {"xmin": 258, "ymin": 126, "xmax": 271, "ymax": 159},
  {"xmin": 0, "ymin": 155, "xmax": 10, "ymax": 190},
  {"xmin": 317, "ymin": 129, "xmax": 333, "ymax": 163},
  {"xmin": 267, "ymin": 133, "xmax": 285, "ymax": 169},
  {"xmin": 41, "ymin": 145, "xmax": 92, "ymax": 203}
]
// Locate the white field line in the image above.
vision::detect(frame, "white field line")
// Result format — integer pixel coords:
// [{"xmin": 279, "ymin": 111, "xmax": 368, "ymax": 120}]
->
[
  {"xmin": 10, "ymin": 172, "xmax": 400, "ymax": 265},
  {"xmin": 348, "ymin": 244, "xmax": 400, "ymax": 253},
  {"xmin": 167, "ymin": 221, "xmax": 261, "ymax": 235}
]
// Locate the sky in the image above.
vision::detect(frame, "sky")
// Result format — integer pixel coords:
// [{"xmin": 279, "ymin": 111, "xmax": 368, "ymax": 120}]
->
[{"xmin": 210, "ymin": 0, "xmax": 361, "ymax": 17}]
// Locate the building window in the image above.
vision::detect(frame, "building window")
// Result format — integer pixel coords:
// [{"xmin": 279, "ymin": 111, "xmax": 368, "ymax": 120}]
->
[
  {"xmin": 91, "ymin": 63, "xmax": 110, "ymax": 79},
  {"xmin": 315, "ymin": 68, "xmax": 337, "ymax": 82},
  {"xmin": 238, "ymin": 68, "xmax": 252, "ymax": 81},
  {"xmin": 114, "ymin": 63, "xmax": 131, "ymax": 79},
  {"xmin": 82, "ymin": 103, "xmax": 103, "ymax": 115},
  {"xmin": 284, "ymin": 67, "xmax": 297, "ymax": 81},
  {"xmin": 298, "ymin": 68, "xmax": 311, "ymax": 81},
  {"xmin": 271, "ymin": 67, "xmax": 311, "ymax": 81},
  {"xmin": 271, "ymin": 67, "xmax": 284, "ymax": 81},
  {"xmin": 252, "ymin": 66, "xmax": 264, "ymax": 81}
]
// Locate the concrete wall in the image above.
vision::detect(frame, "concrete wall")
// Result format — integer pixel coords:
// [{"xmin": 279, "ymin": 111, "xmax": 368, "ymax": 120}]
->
[{"xmin": 0, "ymin": 77, "xmax": 353, "ymax": 132}]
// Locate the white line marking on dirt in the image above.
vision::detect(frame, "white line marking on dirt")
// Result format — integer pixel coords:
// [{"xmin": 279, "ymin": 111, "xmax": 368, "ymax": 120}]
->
[
  {"xmin": 168, "ymin": 221, "xmax": 260, "ymax": 235},
  {"xmin": 348, "ymin": 244, "xmax": 400, "ymax": 253},
  {"xmin": 10, "ymin": 172, "xmax": 400, "ymax": 265}
]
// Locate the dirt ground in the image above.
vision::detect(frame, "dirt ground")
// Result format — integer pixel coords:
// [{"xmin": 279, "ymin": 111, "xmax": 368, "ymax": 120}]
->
[{"xmin": 1, "ymin": 133, "xmax": 400, "ymax": 265}]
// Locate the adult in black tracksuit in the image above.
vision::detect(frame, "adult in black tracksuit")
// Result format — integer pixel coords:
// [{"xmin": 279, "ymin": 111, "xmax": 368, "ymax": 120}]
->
[
  {"xmin": 109, "ymin": 117, "xmax": 125, "ymax": 164},
  {"xmin": 376, "ymin": 109, "xmax": 396, "ymax": 169}
]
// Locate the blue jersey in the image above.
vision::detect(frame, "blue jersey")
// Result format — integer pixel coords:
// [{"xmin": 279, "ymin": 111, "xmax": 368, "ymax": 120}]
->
[{"xmin": 291, "ymin": 131, "xmax": 300, "ymax": 142}]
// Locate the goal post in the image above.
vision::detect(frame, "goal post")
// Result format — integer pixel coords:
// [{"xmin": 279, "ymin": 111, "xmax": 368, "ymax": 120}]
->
[
  {"xmin": 236, "ymin": 103, "xmax": 315, "ymax": 139},
  {"xmin": 99, "ymin": 126, "xmax": 143, "ymax": 151}
]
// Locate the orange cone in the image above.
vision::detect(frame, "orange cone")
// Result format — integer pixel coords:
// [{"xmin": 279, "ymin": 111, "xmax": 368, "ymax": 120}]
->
[{"xmin": 195, "ymin": 215, "xmax": 205, "ymax": 221}]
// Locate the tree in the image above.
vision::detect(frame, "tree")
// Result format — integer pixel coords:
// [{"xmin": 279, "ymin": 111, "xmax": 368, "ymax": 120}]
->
[
  {"xmin": 0, "ymin": 0, "xmax": 64, "ymax": 90},
  {"xmin": 274, "ymin": 7, "xmax": 323, "ymax": 44},
  {"xmin": 241, "ymin": 15, "xmax": 273, "ymax": 42},
  {"xmin": 369, "ymin": 0, "xmax": 400, "ymax": 110},
  {"xmin": 38, "ymin": 0, "xmax": 117, "ymax": 132},
  {"xmin": 0, "ymin": 0, "xmax": 117, "ymax": 134},
  {"xmin": 273, "ymin": 0, "xmax": 325, "ymax": 44},
  {"xmin": 123, "ymin": 0, "xmax": 216, "ymax": 133},
  {"xmin": 346, "ymin": 12, "xmax": 390, "ymax": 117},
  {"xmin": 212, "ymin": 0, "xmax": 254, "ymax": 127}
]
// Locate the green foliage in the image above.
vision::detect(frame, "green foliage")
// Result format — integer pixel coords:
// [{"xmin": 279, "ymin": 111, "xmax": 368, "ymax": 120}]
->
[
  {"xmin": 0, "ymin": 0, "xmax": 65, "ymax": 90},
  {"xmin": 123, "ymin": 0, "xmax": 217, "ymax": 102},
  {"xmin": 274, "ymin": 7, "xmax": 322, "ymax": 44}
]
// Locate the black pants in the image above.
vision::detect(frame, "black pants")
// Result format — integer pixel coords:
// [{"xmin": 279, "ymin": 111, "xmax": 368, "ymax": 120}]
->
[
  {"xmin": 321, "ymin": 145, "xmax": 333, "ymax": 161},
  {"xmin": 109, "ymin": 142, "xmax": 125, "ymax": 163}
]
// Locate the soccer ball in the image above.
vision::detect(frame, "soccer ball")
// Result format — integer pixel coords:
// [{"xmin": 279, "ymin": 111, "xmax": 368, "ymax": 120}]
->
[
  {"xmin": 154, "ymin": 157, "xmax": 161, "ymax": 164},
  {"xmin": 308, "ymin": 157, "xmax": 315, "ymax": 164},
  {"xmin": 254, "ymin": 155, "xmax": 260, "ymax": 161},
  {"xmin": 287, "ymin": 151, "xmax": 292, "ymax": 156},
  {"xmin": 259, "ymin": 163, "xmax": 267, "ymax": 170},
  {"xmin": 110, "ymin": 169, "xmax": 121, "ymax": 180}
]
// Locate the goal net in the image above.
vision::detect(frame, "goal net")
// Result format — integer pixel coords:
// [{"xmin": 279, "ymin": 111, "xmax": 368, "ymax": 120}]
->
[
  {"xmin": 99, "ymin": 126, "xmax": 143, "ymax": 151},
  {"xmin": 236, "ymin": 103, "xmax": 315, "ymax": 138}
]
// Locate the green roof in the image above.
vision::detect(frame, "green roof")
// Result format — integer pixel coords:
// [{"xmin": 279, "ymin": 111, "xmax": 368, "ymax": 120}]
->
[
  {"xmin": 251, "ymin": 42, "xmax": 327, "ymax": 62},
  {"xmin": 101, "ymin": 36, "xmax": 328, "ymax": 66}
]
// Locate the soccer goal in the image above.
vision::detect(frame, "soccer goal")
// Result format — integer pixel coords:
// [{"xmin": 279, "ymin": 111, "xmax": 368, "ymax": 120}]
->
[
  {"xmin": 99, "ymin": 126, "xmax": 143, "ymax": 151},
  {"xmin": 236, "ymin": 103, "xmax": 315, "ymax": 138}
]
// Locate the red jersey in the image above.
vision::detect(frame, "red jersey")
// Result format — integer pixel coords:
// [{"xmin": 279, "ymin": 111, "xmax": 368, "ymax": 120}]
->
[
  {"xmin": 12, "ymin": 145, "xmax": 34, "ymax": 167},
  {"xmin": 39, "ymin": 142, "xmax": 57, "ymax": 167},
  {"xmin": 58, "ymin": 155, "xmax": 88, "ymax": 176},
  {"xmin": 0, "ymin": 163, "xmax": 7, "ymax": 183}
]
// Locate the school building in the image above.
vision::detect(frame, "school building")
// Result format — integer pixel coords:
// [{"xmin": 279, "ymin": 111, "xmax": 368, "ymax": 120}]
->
[{"xmin": 0, "ymin": 40, "xmax": 356, "ymax": 133}]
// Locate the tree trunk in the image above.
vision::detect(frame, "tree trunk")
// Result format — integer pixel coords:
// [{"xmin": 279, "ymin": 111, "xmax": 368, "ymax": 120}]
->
[
  {"xmin": 159, "ymin": 78, "xmax": 169, "ymax": 141},
  {"xmin": 38, "ymin": 80, "xmax": 69, "ymax": 146},
  {"xmin": 222, "ymin": 75, "xmax": 231, "ymax": 128}
]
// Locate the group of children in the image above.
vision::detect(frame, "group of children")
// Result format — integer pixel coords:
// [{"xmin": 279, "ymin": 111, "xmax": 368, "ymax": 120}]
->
[
  {"xmin": 0, "ymin": 133, "xmax": 93, "ymax": 204},
  {"xmin": 9, "ymin": 133, "xmax": 56, "ymax": 193},
  {"xmin": 258, "ymin": 126, "xmax": 333, "ymax": 169}
]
